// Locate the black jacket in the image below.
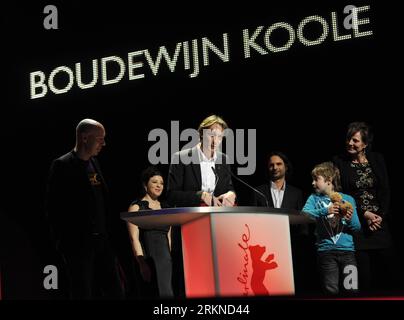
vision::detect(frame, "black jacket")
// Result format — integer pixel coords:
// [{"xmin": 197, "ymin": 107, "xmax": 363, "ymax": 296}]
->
[
  {"xmin": 45, "ymin": 151, "xmax": 110, "ymax": 248},
  {"xmin": 252, "ymin": 182, "xmax": 303, "ymax": 210},
  {"xmin": 167, "ymin": 146, "xmax": 235, "ymax": 207}
]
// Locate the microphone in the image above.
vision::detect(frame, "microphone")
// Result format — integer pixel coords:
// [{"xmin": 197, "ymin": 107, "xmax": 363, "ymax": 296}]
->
[
  {"xmin": 211, "ymin": 166, "xmax": 219, "ymax": 206},
  {"xmin": 211, "ymin": 166, "xmax": 219, "ymax": 190},
  {"xmin": 219, "ymin": 164, "xmax": 269, "ymax": 208}
]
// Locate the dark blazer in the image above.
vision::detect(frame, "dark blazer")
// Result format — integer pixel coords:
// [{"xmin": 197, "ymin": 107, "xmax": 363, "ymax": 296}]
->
[
  {"xmin": 333, "ymin": 152, "xmax": 390, "ymax": 218},
  {"xmin": 45, "ymin": 150, "xmax": 109, "ymax": 248},
  {"xmin": 167, "ymin": 146, "xmax": 235, "ymax": 207},
  {"xmin": 252, "ymin": 182, "xmax": 303, "ymax": 210}
]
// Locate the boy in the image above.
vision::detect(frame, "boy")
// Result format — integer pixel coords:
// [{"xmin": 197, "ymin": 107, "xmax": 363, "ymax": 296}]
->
[{"xmin": 303, "ymin": 162, "xmax": 361, "ymax": 295}]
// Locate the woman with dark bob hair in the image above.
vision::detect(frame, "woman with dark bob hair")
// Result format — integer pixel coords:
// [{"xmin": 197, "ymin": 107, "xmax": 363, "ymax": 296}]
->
[
  {"xmin": 127, "ymin": 166, "xmax": 173, "ymax": 298},
  {"xmin": 333, "ymin": 122, "xmax": 401, "ymax": 294}
]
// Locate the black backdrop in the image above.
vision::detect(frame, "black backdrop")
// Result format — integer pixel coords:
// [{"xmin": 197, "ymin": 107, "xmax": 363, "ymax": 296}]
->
[{"xmin": 2, "ymin": 1, "xmax": 402, "ymax": 299}]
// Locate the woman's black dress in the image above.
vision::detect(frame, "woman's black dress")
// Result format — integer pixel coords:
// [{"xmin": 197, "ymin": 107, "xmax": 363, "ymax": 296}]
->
[{"xmin": 131, "ymin": 199, "xmax": 173, "ymax": 298}]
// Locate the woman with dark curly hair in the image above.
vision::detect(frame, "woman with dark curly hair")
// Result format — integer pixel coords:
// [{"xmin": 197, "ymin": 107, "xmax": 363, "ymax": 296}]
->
[
  {"xmin": 333, "ymin": 122, "xmax": 401, "ymax": 294},
  {"xmin": 127, "ymin": 166, "xmax": 173, "ymax": 298}
]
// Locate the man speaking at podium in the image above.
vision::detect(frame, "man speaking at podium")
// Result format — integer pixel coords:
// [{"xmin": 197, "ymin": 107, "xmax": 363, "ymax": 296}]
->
[
  {"xmin": 167, "ymin": 114, "xmax": 236, "ymax": 207},
  {"xmin": 167, "ymin": 114, "xmax": 236, "ymax": 296}
]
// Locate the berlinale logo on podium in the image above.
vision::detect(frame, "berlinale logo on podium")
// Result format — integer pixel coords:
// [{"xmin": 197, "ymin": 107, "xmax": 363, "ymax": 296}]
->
[{"xmin": 237, "ymin": 224, "xmax": 278, "ymax": 296}]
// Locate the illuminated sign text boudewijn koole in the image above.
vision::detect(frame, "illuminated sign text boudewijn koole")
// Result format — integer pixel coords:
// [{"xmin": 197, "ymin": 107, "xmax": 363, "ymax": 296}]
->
[{"xmin": 29, "ymin": 5, "xmax": 373, "ymax": 100}]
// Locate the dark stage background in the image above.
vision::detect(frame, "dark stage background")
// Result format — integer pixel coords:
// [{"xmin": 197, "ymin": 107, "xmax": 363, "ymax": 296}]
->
[{"xmin": 1, "ymin": 1, "xmax": 402, "ymax": 299}]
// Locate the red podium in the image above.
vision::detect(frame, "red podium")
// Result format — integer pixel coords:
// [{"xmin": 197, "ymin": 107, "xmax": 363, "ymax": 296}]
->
[{"xmin": 121, "ymin": 207, "xmax": 312, "ymax": 298}]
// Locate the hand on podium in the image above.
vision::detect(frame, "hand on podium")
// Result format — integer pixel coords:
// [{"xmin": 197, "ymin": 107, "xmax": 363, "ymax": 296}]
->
[
  {"xmin": 200, "ymin": 191, "xmax": 236, "ymax": 207},
  {"xmin": 217, "ymin": 191, "xmax": 236, "ymax": 207}
]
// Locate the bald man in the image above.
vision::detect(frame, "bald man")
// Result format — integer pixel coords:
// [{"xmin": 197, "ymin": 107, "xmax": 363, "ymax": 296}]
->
[{"xmin": 46, "ymin": 119, "xmax": 123, "ymax": 299}]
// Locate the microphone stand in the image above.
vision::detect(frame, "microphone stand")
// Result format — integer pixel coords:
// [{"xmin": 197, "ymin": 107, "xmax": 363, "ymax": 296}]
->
[
  {"xmin": 211, "ymin": 166, "xmax": 219, "ymax": 206},
  {"xmin": 219, "ymin": 164, "xmax": 269, "ymax": 207}
]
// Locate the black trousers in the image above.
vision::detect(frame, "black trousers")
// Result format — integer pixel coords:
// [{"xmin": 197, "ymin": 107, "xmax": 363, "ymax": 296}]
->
[
  {"xmin": 62, "ymin": 234, "xmax": 124, "ymax": 299},
  {"xmin": 317, "ymin": 250, "xmax": 358, "ymax": 295},
  {"xmin": 356, "ymin": 247, "xmax": 403, "ymax": 295}
]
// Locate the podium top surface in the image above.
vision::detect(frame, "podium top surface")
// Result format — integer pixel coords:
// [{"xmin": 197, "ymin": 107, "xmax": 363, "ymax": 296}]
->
[{"xmin": 121, "ymin": 206, "xmax": 314, "ymax": 228}]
